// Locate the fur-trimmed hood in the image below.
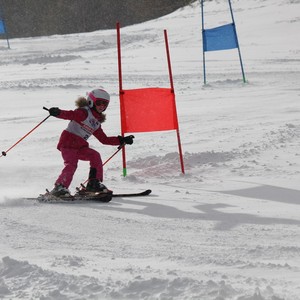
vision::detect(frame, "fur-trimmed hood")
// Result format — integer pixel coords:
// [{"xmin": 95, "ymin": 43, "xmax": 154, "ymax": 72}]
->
[{"xmin": 75, "ymin": 96, "xmax": 106, "ymax": 123}]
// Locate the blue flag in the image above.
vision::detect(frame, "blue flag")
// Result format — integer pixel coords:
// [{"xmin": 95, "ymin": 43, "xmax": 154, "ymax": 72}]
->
[
  {"xmin": 203, "ymin": 23, "xmax": 238, "ymax": 52},
  {"xmin": 0, "ymin": 20, "xmax": 5, "ymax": 34}
]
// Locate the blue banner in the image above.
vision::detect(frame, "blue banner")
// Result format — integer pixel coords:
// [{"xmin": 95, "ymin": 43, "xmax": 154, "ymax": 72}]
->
[
  {"xmin": 0, "ymin": 20, "xmax": 5, "ymax": 34},
  {"xmin": 203, "ymin": 23, "xmax": 238, "ymax": 52}
]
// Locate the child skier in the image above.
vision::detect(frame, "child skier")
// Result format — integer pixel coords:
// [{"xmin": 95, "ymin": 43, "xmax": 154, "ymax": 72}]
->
[{"xmin": 48, "ymin": 88, "xmax": 134, "ymax": 197}]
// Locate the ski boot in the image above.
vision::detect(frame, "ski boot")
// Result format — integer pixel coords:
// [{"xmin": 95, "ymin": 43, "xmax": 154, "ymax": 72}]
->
[
  {"xmin": 86, "ymin": 179, "xmax": 111, "ymax": 193},
  {"xmin": 49, "ymin": 183, "xmax": 71, "ymax": 197},
  {"xmin": 85, "ymin": 167, "xmax": 112, "ymax": 193}
]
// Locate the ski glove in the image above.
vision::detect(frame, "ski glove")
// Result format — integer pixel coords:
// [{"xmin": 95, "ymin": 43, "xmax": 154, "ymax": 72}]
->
[
  {"xmin": 118, "ymin": 135, "xmax": 134, "ymax": 145},
  {"xmin": 49, "ymin": 107, "xmax": 61, "ymax": 117}
]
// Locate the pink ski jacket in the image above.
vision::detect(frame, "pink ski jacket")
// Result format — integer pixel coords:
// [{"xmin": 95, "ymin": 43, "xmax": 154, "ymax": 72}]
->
[{"xmin": 56, "ymin": 108, "xmax": 120, "ymax": 150}]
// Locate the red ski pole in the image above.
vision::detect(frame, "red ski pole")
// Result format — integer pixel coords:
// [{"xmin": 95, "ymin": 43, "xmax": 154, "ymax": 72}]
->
[
  {"xmin": 101, "ymin": 135, "xmax": 134, "ymax": 168},
  {"xmin": 103, "ymin": 143, "xmax": 125, "ymax": 166},
  {"xmin": 1, "ymin": 107, "xmax": 51, "ymax": 158}
]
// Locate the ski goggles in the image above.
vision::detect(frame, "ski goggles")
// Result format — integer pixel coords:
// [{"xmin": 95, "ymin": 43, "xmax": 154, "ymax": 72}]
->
[{"xmin": 95, "ymin": 99, "xmax": 109, "ymax": 107}]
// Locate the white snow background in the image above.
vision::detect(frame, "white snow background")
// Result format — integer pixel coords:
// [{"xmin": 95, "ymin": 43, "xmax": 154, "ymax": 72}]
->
[{"xmin": 0, "ymin": 0, "xmax": 300, "ymax": 299}]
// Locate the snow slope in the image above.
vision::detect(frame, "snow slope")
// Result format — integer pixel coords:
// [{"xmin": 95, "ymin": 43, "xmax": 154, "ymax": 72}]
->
[{"xmin": 0, "ymin": 0, "xmax": 300, "ymax": 299}]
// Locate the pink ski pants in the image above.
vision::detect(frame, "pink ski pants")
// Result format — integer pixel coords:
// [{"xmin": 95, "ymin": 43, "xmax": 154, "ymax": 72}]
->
[{"xmin": 55, "ymin": 147, "xmax": 103, "ymax": 188}]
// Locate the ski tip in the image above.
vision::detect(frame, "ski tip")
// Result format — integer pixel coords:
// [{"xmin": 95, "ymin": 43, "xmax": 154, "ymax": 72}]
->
[
  {"xmin": 144, "ymin": 189, "xmax": 152, "ymax": 195},
  {"xmin": 111, "ymin": 189, "xmax": 152, "ymax": 198}
]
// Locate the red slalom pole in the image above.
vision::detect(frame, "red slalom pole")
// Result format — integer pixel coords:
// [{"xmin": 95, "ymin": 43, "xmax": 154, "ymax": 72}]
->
[
  {"xmin": 1, "ymin": 107, "xmax": 50, "ymax": 158},
  {"xmin": 116, "ymin": 22, "xmax": 128, "ymax": 177},
  {"xmin": 164, "ymin": 30, "xmax": 185, "ymax": 174}
]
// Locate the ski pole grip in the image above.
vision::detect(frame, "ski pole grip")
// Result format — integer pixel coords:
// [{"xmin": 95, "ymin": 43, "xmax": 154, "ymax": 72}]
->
[
  {"xmin": 43, "ymin": 107, "xmax": 49, "ymax": 111},
  {"xmin": 117, "ymin": 135, "xmax": 134, "ymax": 149},
  {"xmin": 117, "ymin": 143, "xmax": 125, "ymax": 150}
]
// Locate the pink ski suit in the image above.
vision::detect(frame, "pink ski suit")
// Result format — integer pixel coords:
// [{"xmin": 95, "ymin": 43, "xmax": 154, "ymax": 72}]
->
[{"xmin": 54, "ymin": 107, "xmax": 120, "ymax": 188}]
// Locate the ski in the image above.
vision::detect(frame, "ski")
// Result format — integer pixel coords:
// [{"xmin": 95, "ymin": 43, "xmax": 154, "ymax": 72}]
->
[
  {"xmin": 25, "ymin": 189, "xmax": 151, "ymax": 203},
  {"xmin": 112, "ymin": 189, "xmax": 152, "ymax": 198}
]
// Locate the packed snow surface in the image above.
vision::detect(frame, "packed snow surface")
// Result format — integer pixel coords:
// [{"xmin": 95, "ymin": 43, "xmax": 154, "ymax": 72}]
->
[{"xmin": 0, "ymin": 0, "xmax": 300, "ymax": 299}]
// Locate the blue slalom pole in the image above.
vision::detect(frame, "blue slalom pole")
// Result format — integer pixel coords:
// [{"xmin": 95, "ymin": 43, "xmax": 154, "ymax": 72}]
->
[
  {"xmin": 200, "ymin": 0, "xmax": 207, "ymax": 84},
  {"xmin": 228, "ymin": 0, "xmax": 246, "ymax": 83}
]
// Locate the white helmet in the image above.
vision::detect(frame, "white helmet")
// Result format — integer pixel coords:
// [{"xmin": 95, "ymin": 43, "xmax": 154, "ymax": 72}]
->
[{"xmin": 87, "ymin": 88, "xmax": 110, "ymax": 111}]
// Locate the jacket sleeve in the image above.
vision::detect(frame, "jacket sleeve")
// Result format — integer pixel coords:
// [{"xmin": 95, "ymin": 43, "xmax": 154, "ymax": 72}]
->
[
  {"xmin": 93, "ymin": 126, "xmax": 120, "ymax": 146},
  {"xmin": 57, "ymin": 108, "xmax": 87, "ymax": 122}
]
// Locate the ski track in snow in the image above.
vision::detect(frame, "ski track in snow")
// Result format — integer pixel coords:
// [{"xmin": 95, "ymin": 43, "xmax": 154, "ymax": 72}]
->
[{"xmin": 1, "ymin": 0, "xmax": 300, "ymax": 299}]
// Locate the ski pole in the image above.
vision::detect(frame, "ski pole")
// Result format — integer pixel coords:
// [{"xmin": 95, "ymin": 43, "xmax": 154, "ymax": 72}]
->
[
  {"xmin": 103, "ymin": 142, "xmax": 125, "ymax": 166},
  {"xmin": 102, "ymin": 135, "xmax": 134, "ymax": 167},
  {"xmin": 1, "ymin": 107, "xmax": 51, "ymax": 158}
]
